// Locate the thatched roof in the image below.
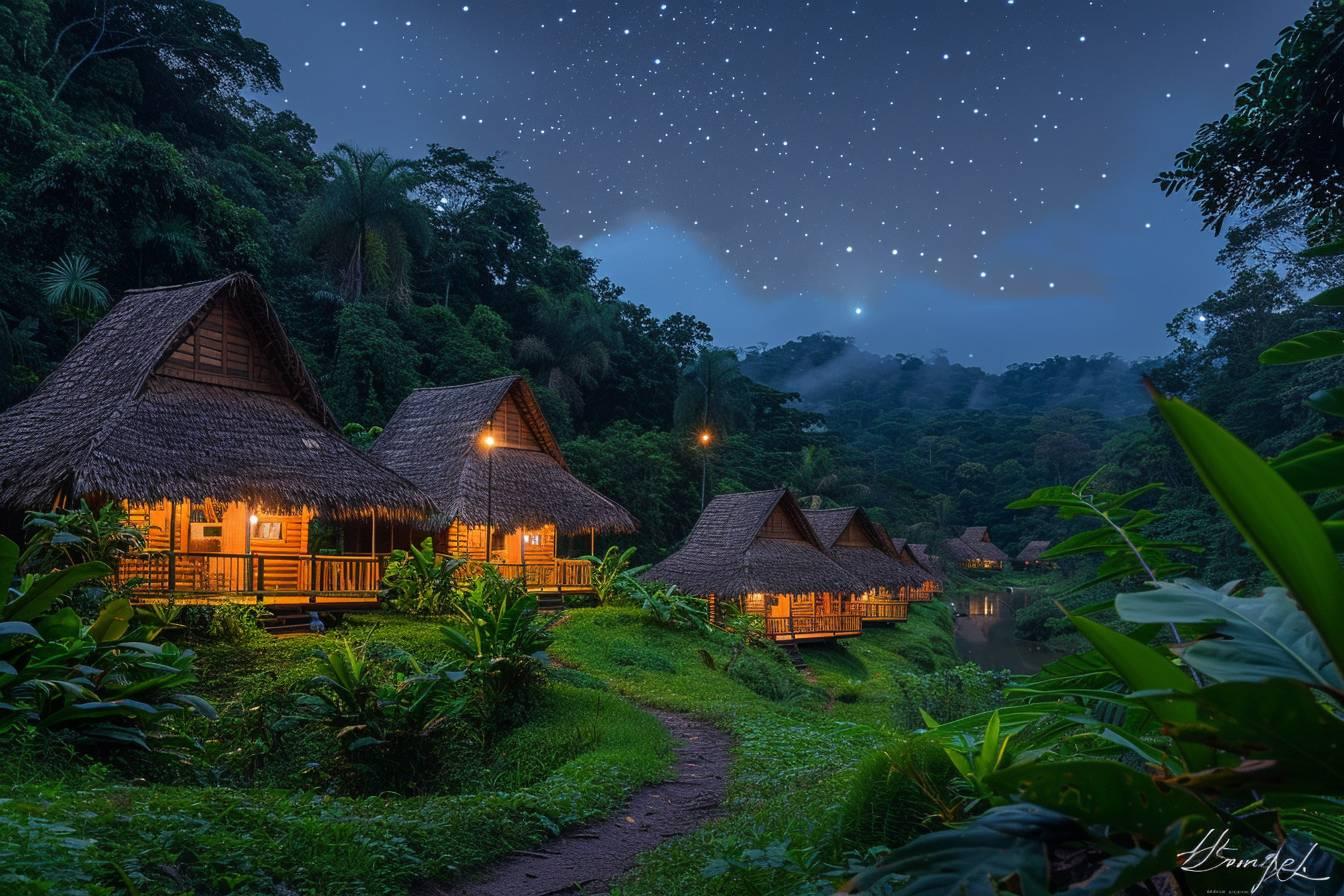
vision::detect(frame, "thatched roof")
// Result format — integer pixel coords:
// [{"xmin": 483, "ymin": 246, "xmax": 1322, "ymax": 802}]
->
[
  {"xmin": 372, "ymin": 376, "xmax": 636, "ymax": 534},
  {"xmin": 878, "ymin": 526, "xmax": 942, "ymax": 585},
  {"xmin": 942, "ymin": 526, "xmax": 1011, "ymax": 564},
  {"xmin": 0, "ymin": 274, "xmax": 433, "ymax": 520},
  {"xmin": 1017, "ymin": 540, "xmax": 1052, "ymax": 563},
  {"xmin": 804, "ymin": 507, "xmax": 923, "ymax": 591},
  {"xmin": 644, "ymin": 488, "xmax": 862, "ymax": 597},
  {"xmin": 908, "ymin": 543, "xmax": 946, "ymax": 582}
]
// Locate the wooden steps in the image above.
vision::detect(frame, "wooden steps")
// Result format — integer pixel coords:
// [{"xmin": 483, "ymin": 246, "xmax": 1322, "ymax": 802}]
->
[
  {"xmin": 780, "ymin": 642, "xmax": 809, "ymax": 672},
  {"xmin": 536, "ymin": 593, "xmax": 565, "ymax": 613}
]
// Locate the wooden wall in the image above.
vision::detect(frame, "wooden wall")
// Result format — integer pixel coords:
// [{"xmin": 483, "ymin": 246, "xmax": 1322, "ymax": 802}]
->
[{"xmin": 158, "ymin": 297, "xmax": 285, "ymax": 395}]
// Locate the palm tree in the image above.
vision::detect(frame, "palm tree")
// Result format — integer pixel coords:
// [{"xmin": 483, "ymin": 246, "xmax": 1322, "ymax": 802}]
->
[
  {"xmin": 298, "ymin": 144, "xmax": 430, "ymax": 304},
  {"xmin": 673, "ymin": 347, "xmax": 754, "ymax": 436},
  {"xmin": 788, "ymin": 445, "xmax": 870, "ymax": 509},
  {"xmin": 41, "ymin": 254, "xmax": 109, "ymax": 341},
  {"xmin": 514, "ymin": 291, "xmax": 614, "ymax": 414}
]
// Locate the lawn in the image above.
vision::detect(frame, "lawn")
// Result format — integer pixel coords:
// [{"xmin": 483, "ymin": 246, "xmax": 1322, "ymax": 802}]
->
[{"xmin": 1, "ymin": 602, "xmax": 967, "ymax": 896}]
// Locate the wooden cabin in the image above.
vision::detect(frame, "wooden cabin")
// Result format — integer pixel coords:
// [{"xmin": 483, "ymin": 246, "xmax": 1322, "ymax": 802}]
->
[
  {"xmin": 0, "ymin": 274, "xmax": 434, "ymax": 609},
  {"xmin": 804, "ymin": 508, "xmax": 914, "ymax": 623},
  {"xmin": 883, "ymin": 532, "xmax": 943, "ymax": 601},
  {"xmin": 942, "ymin": 526, "xmax": 1010, "ymax": 571},
  {"xmin": 644, "ymin": 489, "xmax": 863, "ymax": 642},
  {"xmin": 906, "ymin": 543, "xmax": 945, "ymax": 599},
  {"xmin": 370, "ymin": 376, "xmax": 636, "ymax": 598},
  {"xmin": 1014, "ymin": 540, "xmax": 1054, "ymax": 570}
]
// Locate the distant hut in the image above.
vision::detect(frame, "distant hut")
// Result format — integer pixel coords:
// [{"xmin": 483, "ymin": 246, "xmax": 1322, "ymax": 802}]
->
[
  {"xmin": 0, "ymin": 273, "xmax": 433, "ymax": 609},
  {"xmin": 883, "ymin": 531, "xmax": 943, "ymax": 600},
  {"xmin": 805, "ymin": 508, "xmax": 913, "ymax": 622},
  {"xmin": 371, "ymin": 376, "xmax": 636, "ymax": 598},
  {"xmin": 942, "ymin": 526, "xmax": 1010, "ymax": 571},
  {"xmin": 644, "ymin": 489, "xmax": 863, "ymax": 642},
  {"xmin": 1015, "ymin": 540, "xmax": 1054, "ymax": 570}
]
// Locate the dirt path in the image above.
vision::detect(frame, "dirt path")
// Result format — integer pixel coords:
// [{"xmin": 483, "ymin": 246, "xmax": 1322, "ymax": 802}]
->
[{"xmin": 417, "ymin": 709, "xmax": 733, "ymax": 896}]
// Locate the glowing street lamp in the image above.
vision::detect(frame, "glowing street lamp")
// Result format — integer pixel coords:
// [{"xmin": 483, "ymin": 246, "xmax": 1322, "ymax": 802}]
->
[
  {"xmin": 698, "ymin": 430, "xmax": 712, "ymax": 510},
  {"xmin": 482, "ymin": 431, "xmax": 496, "ymax": 560}
]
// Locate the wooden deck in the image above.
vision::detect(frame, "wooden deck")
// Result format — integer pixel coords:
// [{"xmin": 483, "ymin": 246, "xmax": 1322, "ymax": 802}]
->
[
  {"xmin": 859, "ymin": 599, "xmax": 909, "ymax": 622},
  {"xmin": 764, "ymin": 613, "xmax": 862, "ymax": 641},
  {"xmin": 114, "ymin": 551, "xmax": 595, "ymax": 605}
]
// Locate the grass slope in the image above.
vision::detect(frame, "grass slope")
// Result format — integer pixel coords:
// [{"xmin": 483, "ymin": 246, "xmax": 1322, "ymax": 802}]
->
[
  {"xmin": 1, "ymin": 602, "xmax": 962, "ymax": 896},
  {"xmin": 548, "ymin": 603, "xmax": 959, "ymax": 895}
]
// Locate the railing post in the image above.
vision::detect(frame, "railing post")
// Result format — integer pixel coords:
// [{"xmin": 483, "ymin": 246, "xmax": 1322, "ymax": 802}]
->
[{"xmin": 256, "ymin": 556, "xmax": 265, "ymax": 593}]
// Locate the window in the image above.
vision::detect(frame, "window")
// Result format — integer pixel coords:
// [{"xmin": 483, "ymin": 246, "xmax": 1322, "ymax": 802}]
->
[{"xmin": 254, "ymin": 521, "xmax": 283, "ymax": 541}]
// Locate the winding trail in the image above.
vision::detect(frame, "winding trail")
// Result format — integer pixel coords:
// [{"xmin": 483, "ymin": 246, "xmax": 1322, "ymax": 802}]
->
[{"xmin": 417, "ymin": 709, "xmax": 733, "ymax": 896}]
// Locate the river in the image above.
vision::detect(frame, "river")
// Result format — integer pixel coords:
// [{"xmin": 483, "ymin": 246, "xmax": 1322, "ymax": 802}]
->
[{"xmin": 951, "ymin": 590, "xmax": 1066, "ymax": 674}]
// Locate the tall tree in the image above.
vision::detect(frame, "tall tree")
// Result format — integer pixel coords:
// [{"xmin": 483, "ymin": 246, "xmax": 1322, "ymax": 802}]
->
[
  {"xmin": 298, "ymin": 144, "xmax": 429, "ymax": 304},
  {"xmin": 673, "ymin": 347, "xmax": 754, "ymax": 437},
  {"xmin": 40, "ymin": 254, "xmax": 108, "ymax": 341}
]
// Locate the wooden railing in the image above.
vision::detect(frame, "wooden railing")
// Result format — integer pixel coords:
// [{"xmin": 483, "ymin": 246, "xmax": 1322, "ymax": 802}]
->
[
  {"xmin": 454, "ymin": 558, "xmax": 593, "ymax": 591},
  {"xmin": 860, "ymin": 599, "xmax": 909, "ymax": 621},
  {"xmin": 763, "ymin": 613, "xmax": 863, "ymax": 639},
  {"xmin": 113, "ymin": 552, "xmax": 386, "ymax": 600}
]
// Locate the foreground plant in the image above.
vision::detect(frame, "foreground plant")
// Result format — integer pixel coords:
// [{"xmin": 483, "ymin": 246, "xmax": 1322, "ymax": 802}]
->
[
  {"xmin": 0, "ymin": 536, "xmax": 214, "ymax": 752},
  {"xmin": 442, "ymin": 584, "xmax": 557, "ymax": 726},
  {"xmin": 288, "ymin": 639, "xmax": 466, "ymax": 792},
  {"xmin": 582, "ymin": 545, "xmax": 648, "ymax": 605},
  {"xmin": 382, "ymin": 537, "xmax": 465, "ymax": 615}
]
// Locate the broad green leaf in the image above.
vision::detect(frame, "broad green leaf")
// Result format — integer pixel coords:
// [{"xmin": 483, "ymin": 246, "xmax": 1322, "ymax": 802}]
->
[
  {"xmin": 88, "ymin": 599, "xmax": 134, "ymax": 643},
  {"xmin": 1116, "ymin": 582, "xmax": 1342, "ymax": 690},
  {"xmin": 846, "ymin": 803, "xmax": 1061, "ymax": 896},
  {"xmin": 987, "ymin": 760, "xmax": 1210, "ymax": 841},
  {"xmin": 1259, "ymin": 330, "xmax": 1344, "ymax": 365},
  {"xmin": 1273, "ymin": 435, "xmax": 1344, "ymax": 493},
  {"xmin": 1151, "ymin": 391, "xmax": 1344, "ymax": 673},
  {"xmin": 1310, "ymin": 285, "xmax": 1344, "ymax": 306},
  {"xmin": 0, "ymin": 620, "xmax": 40, "ymax": 640},
  {"xmin": 1309, "ymin": 387, "xmax": 1344, "ymax": 417},
  {"xmin": 1151, "ymin": 680, "xmax": 1344, "ymax": 797},
  {"xmin": 8, "ymin": 562, "xmax": 111, "ymax": 621},
  {"xmin": 1068, "ymin": 612, "xmax": 1195, "ymax": 694}
]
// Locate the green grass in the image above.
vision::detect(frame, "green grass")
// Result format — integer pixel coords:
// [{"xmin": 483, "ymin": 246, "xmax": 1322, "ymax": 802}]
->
[
  {"xmin": 1, "ymin": 602, "xmax": 967, "ymax": 896},
  {"xmin": 549, "ymin": 603, "xmax": 964, "ymax": 896},
  {"xmin": 0, "ymin": 613, "xmax": 672, "ymax": 896}
]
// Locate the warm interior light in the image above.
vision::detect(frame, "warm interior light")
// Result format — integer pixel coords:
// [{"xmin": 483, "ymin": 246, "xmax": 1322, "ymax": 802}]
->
[
  {"xmin": 483, "ymin": 433, "xmax": 496, "ymax": 448},
  {"xmin": 249, "ymin": 514, "xmax": 259, "ymax": 526}
]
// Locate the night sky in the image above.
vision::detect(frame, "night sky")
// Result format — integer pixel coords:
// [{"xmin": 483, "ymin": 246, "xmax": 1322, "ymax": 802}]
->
[{"xmin": 225, "ymin": 0, "xmax": 1302, "ymax": 368}]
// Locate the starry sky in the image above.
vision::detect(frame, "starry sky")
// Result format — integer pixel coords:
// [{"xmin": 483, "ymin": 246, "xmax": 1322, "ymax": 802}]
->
[{"xmin": 225, "ymin": 0, "xmax": 1302, "ymax": 368}]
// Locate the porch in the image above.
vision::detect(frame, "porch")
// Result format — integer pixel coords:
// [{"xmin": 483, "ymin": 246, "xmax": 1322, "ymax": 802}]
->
[
  {"xmin": 114, "ymin": 551, "xmax": 386, "ymax": 608},
  {"xmin": 741, "ymin": 592, "xmax": 863, "ymax": 642},
  {"xmin": 858, "ymin": 598, "xmax": 909, "ymax": 622}
]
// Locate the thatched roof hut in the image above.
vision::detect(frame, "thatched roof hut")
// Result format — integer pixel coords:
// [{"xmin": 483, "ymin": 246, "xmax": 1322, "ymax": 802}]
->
[
  {"xmin": 644, "ymin": 488, "xmax": 862, "ymax": 597},
  {"xmin": 804, "ymin": 507, "xmax": 922, "ymax": 593},
  {"xmin": 908, "ymin": 543, "xmax": 946, "ymax": 582},
  {"xmin": 1016, "ymin": 540, "xmax": 1052, "ymax": 565},
  {"xmin": 0, "ymin": 274, "xmax": 432, "ymax": 520},
  {"xmin": 942, "ymin": 526, "xmax": 1011, "ymax": 567},
  {"xmin": 372, "ymin": 376, "xmax": 636, "ymax": 534}
]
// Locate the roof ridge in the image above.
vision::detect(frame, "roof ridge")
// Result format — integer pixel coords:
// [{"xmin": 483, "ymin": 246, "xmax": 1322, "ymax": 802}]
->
[{"xmin": 408, "ymin": 374, "xmax": 521, "ymax": 394}]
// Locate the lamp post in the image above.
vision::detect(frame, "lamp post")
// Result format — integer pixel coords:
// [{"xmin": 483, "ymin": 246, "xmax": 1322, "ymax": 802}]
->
[
  {"xmin": 699, "ymin": 430, "xmax": 712, "ymax": 510},
  {"xmin": 483, "ymin": 432, "xmax": 495, "ymax": 562}
]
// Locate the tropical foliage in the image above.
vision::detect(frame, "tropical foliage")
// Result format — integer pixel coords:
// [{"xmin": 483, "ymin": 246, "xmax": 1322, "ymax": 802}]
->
[
  {"xmin": 0, "ymin": 536, "xmax": 214, "ymax": 752},
  {"xmin": 381, "ymin": 537, "xmax": 465, "ymax": 615}
]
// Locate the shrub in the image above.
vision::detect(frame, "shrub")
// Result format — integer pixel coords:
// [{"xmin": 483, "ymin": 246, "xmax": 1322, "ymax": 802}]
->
[
  {"xmin": 286, "ymin": 639, "xmax": 467, "ymax": 793},
  {"xmin": 834, "ymin": 739, "xmax": 960, "ymax": 852},
  {"xmin": 581, "ymin": 545, "xmax": 647, "ymax": 605},
  {"xmin": 19, "ymin": 501, "xmax": 146, "ymax": 574},
  {"xmin": 888, "ymin": 664, "xmax": 1008, "ymax": 730},
  {"xmin": 205, "ymin": 602, "xmax": 270, "ymax": 642},
  {"xmin": 382, "ymin": 537, "xmax": 464, "ymax": 615},
  {"xmin": 607, "ymin": 643, "xmax": 677, "ymax": 673},
  {"xmin": 727, "ymin": 650, "xmax": 814, "ymax": 704},
  {"xmin": 0, "ymin": 536, "xmax": 215, "ymax": 752},
  {"xmin": 441, "ymin": 584, "xmax": 558, "ymax": 727},
  {"xmin": 628, "ymin": 579, "xmax": 711, "ymax": 632}
]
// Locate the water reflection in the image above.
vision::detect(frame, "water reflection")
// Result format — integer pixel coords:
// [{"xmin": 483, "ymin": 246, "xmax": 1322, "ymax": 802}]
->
[{"xmin": 952, "ymin": 591, "xmax": 1064, "ymax": 674}]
